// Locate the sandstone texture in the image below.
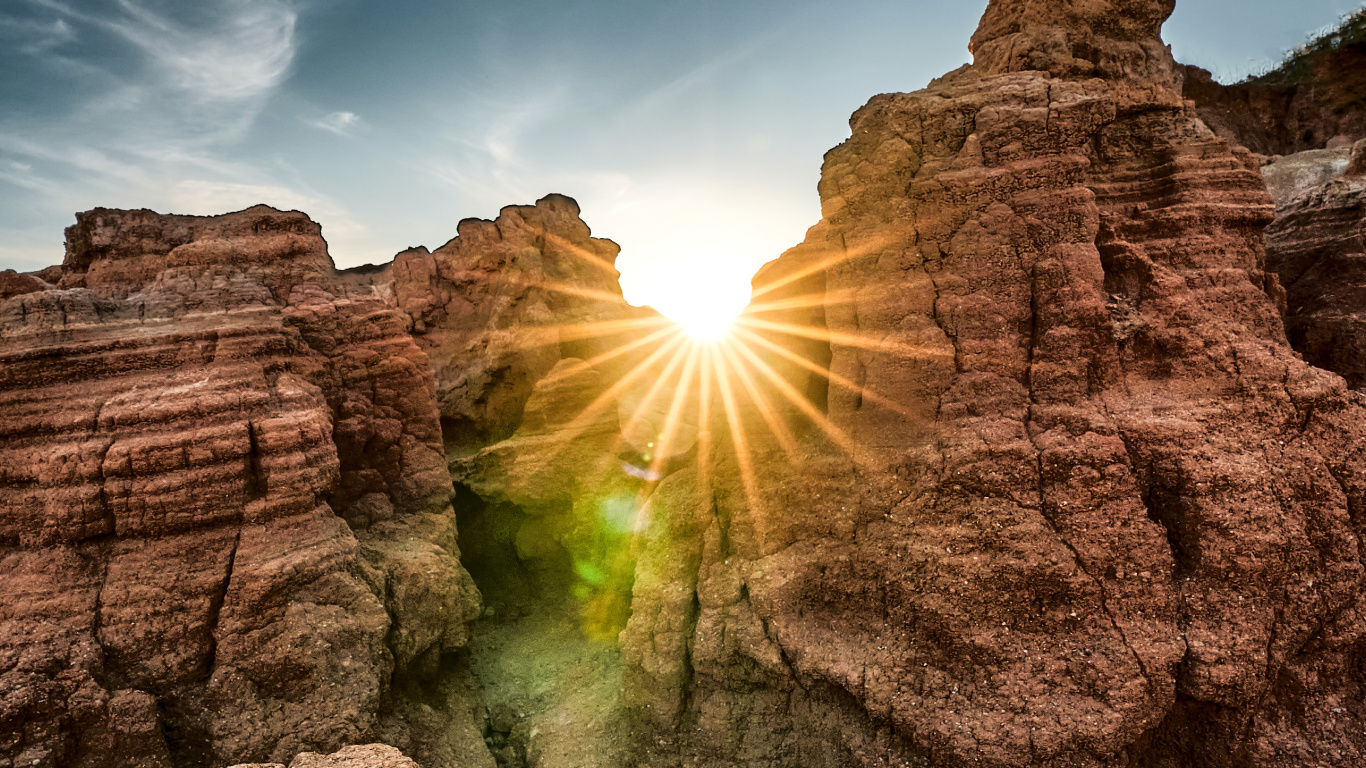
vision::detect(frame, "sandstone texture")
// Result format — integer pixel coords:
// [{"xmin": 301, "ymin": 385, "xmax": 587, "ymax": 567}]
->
[
  {"xmin": 1265, "ymin": 140, "xmax": 1366, "ymax": 391},
  {"xmin": 1182, "ymin": 64, "xmax": 1366, "ymax": 157},
  {"xmin": 0, "ymin": 206, "xmax": 489, "ymax": 768},
  {"xmin": 228, "ymin": 743, "xmax": 421, "ymax": 768},
  {"xmin": 390, "ymin": 194, "xmax": 652, "ymax": 453},
  {"xmin": 6, "ymin": 1, "xmax": 1366, "ymax": 767},
  {"xmin": 615, "ymin": 0, "xmax": 1366, "ymax": 766},
  {"xmin": 0, "ymin": 184, "xmax": 650, "ymax": 765}
]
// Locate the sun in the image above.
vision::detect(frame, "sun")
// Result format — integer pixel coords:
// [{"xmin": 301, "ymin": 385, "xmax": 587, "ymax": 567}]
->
[
  {"xmin": 671, "ymin": 305, "xmax": 737, "ymax": 341},
  {"xmin": 613, "ymin": 238, "xmax": 754, "ymax": 344},
  {"xmin": 638, "ymin": 280, "xmax": 746, "ymax": 342}
]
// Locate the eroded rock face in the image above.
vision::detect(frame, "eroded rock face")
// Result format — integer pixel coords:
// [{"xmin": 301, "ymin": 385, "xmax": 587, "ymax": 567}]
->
[
  {"xmin": 228, "ymin": 743, "xmax": 421, "ymax": 768},
  {"xmin": 1261, "ymin": 147, "xmax": 1354, "ymax": 207},
  {"xmin": 7, "ymin": 3, "xmax": 1366, "ymax": 767},
  {"xmin": 391, "ymin": 195, "xmax": 650, "ymax": 452},
  {"xmin": 619, "ymin": 0, "xmax": 1366, "ymax": 766},
  {"xmin": 0, "ymin": 206, "xmax": 480, "ymax": 768},
  {"xmin": 1182, "ymin": 65, "xmax": 1366, "ymax": 157},
  {"xmin": 1265, "ymin": 141, "xmax": 1366, "ymax": 390}
]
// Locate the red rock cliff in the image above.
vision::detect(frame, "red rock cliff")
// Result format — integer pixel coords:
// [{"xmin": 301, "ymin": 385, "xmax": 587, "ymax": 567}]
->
[
  {"xmin": 0, "ymin": 206, "xmax": 487, "ymax": 768},
  {"xmin": 1264, "ymin": 140, "xmax": 1366, "ymax": 391},
  {"xmin": 618, "ymin": 1, "xmax": 1366, "ymax": 766}
]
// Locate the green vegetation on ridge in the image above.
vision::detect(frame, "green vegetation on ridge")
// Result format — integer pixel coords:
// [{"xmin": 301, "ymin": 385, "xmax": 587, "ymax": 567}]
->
[{"xmin": 1248, "ymin": 6, "xmax": 1366, "ymax": 111}]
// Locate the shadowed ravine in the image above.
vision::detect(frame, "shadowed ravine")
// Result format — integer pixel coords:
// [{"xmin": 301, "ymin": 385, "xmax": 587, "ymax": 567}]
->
[{"xmin": 4, "ymin": 0, "xmax": 1366, "ymax": 767}]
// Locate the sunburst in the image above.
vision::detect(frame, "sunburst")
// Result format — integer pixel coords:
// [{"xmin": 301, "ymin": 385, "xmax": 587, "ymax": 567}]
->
[{"xmin": 474, "ymin": 268, "xmax": 923, "ymax": 638}]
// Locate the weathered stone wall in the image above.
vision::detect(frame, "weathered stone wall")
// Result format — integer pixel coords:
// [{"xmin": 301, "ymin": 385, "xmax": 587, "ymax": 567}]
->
[
  {"xmin": 1265, "ymin": 140, "xmax": 1366, "ymax": 391},
  {"xmin": 620, "ymin": 1, "xmax": 1366, "ymax": 766},
  {"xmin": 0, "ymin": 206, "xmax": 482, "ymax": 768}
]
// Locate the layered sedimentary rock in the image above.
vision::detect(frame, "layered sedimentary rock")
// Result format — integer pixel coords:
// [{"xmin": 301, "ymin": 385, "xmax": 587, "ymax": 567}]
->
[
  {"xmin": 619, "ymin": 1, "xmax": 1366, "ymax": 766},
  {"xmin": 8, "ymin": 2, "xmax": 1366, "ymax": 767},
  {"xmin": 390, "ymin": 194, "xmax": 651, "ymax": 453},
  {"xmin": 1265, "ymin": 140, "xmax": 1366, "ymax": 390},
  {"xmin": 1182, "ymin": 64, "xmax": 1366, "ymax": 156},
  {"xmin": 0, "ymin": 184, "xmax": 653, "ymax": 767},
  {"xmin": 0, "ymin": 206, "xmax": 487, "ymax": 768},
  {"xmin": 228, "ymin": 743, "xmax": 421, "ymax": 768}
]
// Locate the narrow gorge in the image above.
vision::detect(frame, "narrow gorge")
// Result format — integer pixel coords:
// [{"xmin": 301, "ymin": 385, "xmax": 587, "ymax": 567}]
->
[{"xmin": 4, "ymin": 1, "xmax": 1366, "ymax": 767}]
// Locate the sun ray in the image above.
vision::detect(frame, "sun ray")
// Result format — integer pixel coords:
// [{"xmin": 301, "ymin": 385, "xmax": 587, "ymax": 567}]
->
[
  {"xmin": 538, "ymin": 231, "xmax": 626, "ymax": 277},
  {"xmin": 747, "ymin": 232, "xmax": 896, "ymax": 301},
  {"xmin": 566, "ymin": 330, "xmax": 689, "ymax": 433},
  {"xmin": 695, "ymin": 340, "xmax": 714, "ymax": 494},
  {"xmin": 735, "ymin": 315, "xmax": 954, "ymax": 362},
  {"xmin": 615, "ymin": 333, "xmax": 698, "ymax": 468},
  {"xmin": 575, "ymin": 336, "xmax": 701, "ymax": 638},
  {"xmin": 485, "ymin": 273, "xmax": 633, "ymax": 305},
  {"xmin": 516, "ymin": 331, "xmax": 691, "ymax": 481},
  {"xmin": 729, "ymin": 325, "xmax": 915, "ymax": 418},
  {"xmin": 728, "ymin": 334, "xmax": 865, "ymax": 460},
  {"xmin": 544, "ymin": 315, "xmax": 673, "ymax": 343},
  {"xmin": 645, "ymin": 342, "xmax": 703, "ymax": 481},
  {"xmin": 488, "ymin": 316, "xmax": 675, "ymax": 360},
  {"xmin": 539, "ymin": 323, "xmax": 683, "ymax": 386},
  {"xmin": 710, "ymin": 344, "xmax": 763, "ymax": 521},
  {"xmin": 741, "ymin": 290, "xmax": 853, "ymax": 315},
  {"xmin": 718, "ymin": 342, "xmax": 803, "ymax": 462}
]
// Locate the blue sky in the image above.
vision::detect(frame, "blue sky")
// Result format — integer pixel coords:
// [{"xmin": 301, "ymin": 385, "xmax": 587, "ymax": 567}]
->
[{"xmin": 1, "ymin": 0, "xmax": 1360, "ymax": 321}]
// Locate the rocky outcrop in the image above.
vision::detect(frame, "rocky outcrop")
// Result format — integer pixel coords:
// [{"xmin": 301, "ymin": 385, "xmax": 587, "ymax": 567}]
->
[
  {"xmin": 1181, "ymin": 10, "xmax": 1366, "ymax": 157},
  {"xmin": 618, "ymin": 0, "xmax": 1366, "ymax": 766},
  {"xmin": 1182, "ymin": 65, "xmax": 1366, "ymax": 156},
  {"xmin": 229, "ymin": 743, "xmax": 421, "ymax": 768},
  {"xmin": 1261, "ymin": 147, "xmax": 1354, "ymax": 207},
  {"xmin": 0, "ymin": 206, "xmax": 482, "ymax": 768},
  {"xmin": 0, "ymin": 186, "xmax": 664, "ymax": 768},
  {"xmin": 8, "ymin": 3, "xmax": 1366, "ymax": 768},
  {"xmin": 391, "ymin": 195, "xmax": 654, "ymax": 453},
  {"xmin": 1265, "ymin": 140, "xmax": 1366, "ymax": 390}
]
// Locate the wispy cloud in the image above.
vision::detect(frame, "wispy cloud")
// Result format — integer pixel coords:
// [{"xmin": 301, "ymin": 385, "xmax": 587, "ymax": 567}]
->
[
  {"xmin": 0, "ymin": 0, "xmax": 379, "ymax": 269},
  {"xmin": 621, "ymin": 16, "xmax": 796, "ymax": 120},
  {"xmin": 17, "ymin": 0, "xmax": 298, "ymax": 140},
  {"xmin": 106, "ymin": 0, "xmax": 297, "ymax": 105},
  {"xmin": 0, "ymin": 14, "xmax": 73, "ymax": 55},
  {"xmin": 306, "ymin": 110, "xmax": 363, "ymax": 136},
  {"xmin": 420, "ymin": 84, "xmax": 576, "ymax": 201}
]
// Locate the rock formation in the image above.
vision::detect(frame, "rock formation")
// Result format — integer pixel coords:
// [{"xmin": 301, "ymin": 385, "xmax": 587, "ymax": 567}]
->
[
  {"xmin": 1182, "ymin": 65, "xmax": 1366, "ymax": 157},
  {"xmin": 6, "ymin": 1, "xmax": 1366, "ymax": 767},
  {"xmin": 228, "ymin": 743, "xmax": 421, "ymax": 768},
  {"xmin": 0, "ymin": 197, "xmax": 640, "ymax": 768},
  {"xmin": 616, "ymin": 0, "xmax": 1366, "ymax": 766},
  {"xmin": 1264, "ymin": 139, "xmax": 1366, "ymax": 390},
  {"xmin": 389, "ymin": 195, "xmax": 653, "ymax": 453}
]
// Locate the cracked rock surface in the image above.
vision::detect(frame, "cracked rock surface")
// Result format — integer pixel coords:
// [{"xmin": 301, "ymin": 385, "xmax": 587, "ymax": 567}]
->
[
  {"xmin": 0, "ymin": 205, "xmax": 484, "ymax": 768},
  {"xmin": 6, "ymin": 1, "xmax": 1366, "ymax": 767},
  {"xmin": 1265, "ymin": 140, "xmax": 1366, "ymax": 392},
  {"xmin": 620, "ymin": 0, "xmax": 1366, "ymax": 766}
]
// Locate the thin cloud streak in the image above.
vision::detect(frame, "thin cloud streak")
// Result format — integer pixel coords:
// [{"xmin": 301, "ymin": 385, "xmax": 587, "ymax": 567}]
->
[
  {"xmin": 107, "ymin": 0, "xmax": 297, "ymax": 104},
  {"xmin": 306, "ymin": 110, "xmax": 363, "ymax": 136},
  {"xmin": 0, "ymin": 0, "xmax": 379, "ymax": 269}
]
